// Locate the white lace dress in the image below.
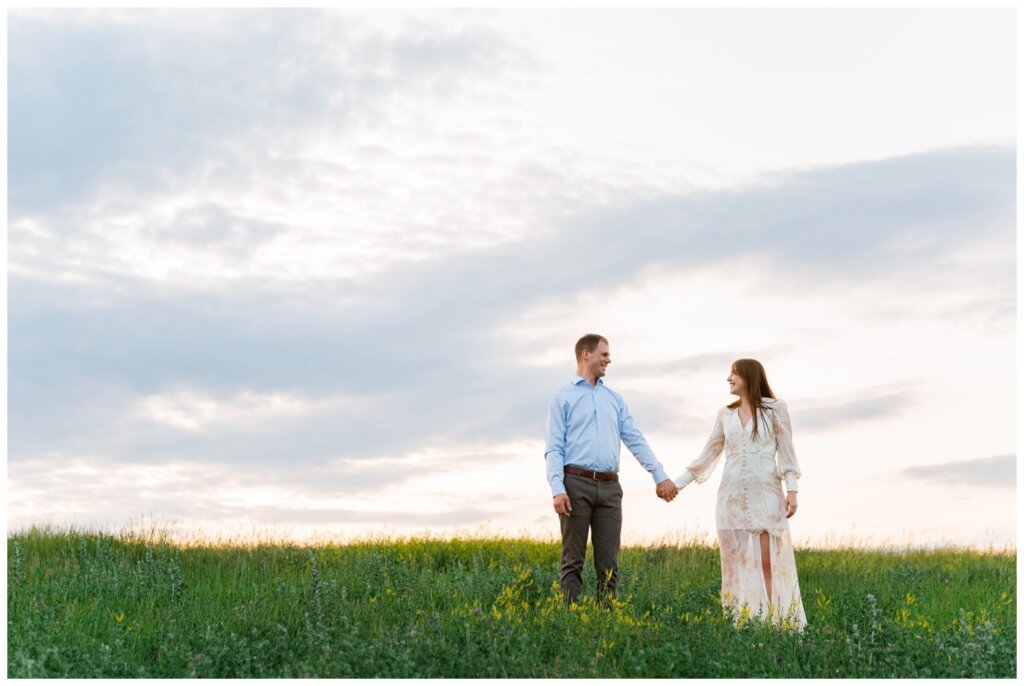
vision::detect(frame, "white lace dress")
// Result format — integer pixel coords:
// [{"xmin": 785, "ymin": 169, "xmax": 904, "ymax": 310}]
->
[{"xmin": 674, "ymin": 398, "xmax": 807, "ymax": 630}]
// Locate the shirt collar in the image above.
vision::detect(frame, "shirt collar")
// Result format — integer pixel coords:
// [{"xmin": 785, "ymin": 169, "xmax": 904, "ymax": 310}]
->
[{"xmin": 572, "ymin": 375, "xmax": 604, "ymax": 386}]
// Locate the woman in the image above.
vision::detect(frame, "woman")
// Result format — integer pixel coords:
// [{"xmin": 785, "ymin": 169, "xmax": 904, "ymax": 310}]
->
[{"xmin": 673, "ymin": 359, "xmax": 806, "ymax": 630}]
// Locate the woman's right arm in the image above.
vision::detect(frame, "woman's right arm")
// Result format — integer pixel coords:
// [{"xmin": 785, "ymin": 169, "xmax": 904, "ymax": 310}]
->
[{"xmin": 673, "ymin": 408, "xmax": 727, "ymax": 489}]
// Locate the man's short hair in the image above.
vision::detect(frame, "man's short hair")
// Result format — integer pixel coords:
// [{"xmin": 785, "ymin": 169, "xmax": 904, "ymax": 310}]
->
[{"xmin": 575, "ymin": 334, "xmax": 608, "ymax": 362}]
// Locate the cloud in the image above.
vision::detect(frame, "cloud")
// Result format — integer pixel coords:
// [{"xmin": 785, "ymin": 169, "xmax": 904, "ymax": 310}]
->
[
  {"xmin": 8, "ymin": 145, "xmax": 1014, "ymax": 471},
  {"xmin": 561, "ymin": 145, "xmax": 1014, "ymax": 287},
  {"xmin": 8, "ymin": 10, "xmax": 556, "ymax": 286},
  {"xmin": 6, "ymin": 11, "xmax": 1015, "ymax": 546},
  {"xmin": 7, "ymin": 17, "xmax": 1015, "ymax": 533},
  {"xmin": 8, "ymin": 8, "xmax": 536, "ymax": 215},
  {"xmin": 797, "ymin": 388, "xmax": 914, "ymax": 431},
  {"xmin": 240, "ymin": 506, "xmax": 500, "ymax": 527},
  {"xmin": 6, "ymin": 452, "xmax": 513, "ymax": 529},
  {"xmin": 14, "ymin": 8, "xmax": 1013, "ymax": 290},
  {"xmin": 621, "ymin": 352, "xmax": 743, "ymax": 379},
  {"xmin": 899, "ymin": 454, "xmax": 1015, "ymax": 488}
]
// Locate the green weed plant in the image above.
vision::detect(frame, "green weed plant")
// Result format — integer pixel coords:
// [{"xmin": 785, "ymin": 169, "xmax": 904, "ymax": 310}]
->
[{"xmin": 7, "ymin": 526, "xmax": 1016, "ymax": 678}]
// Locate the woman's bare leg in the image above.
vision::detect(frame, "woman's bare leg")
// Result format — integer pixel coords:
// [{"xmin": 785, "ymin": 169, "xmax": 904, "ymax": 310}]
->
[{"xmin": 759, "ymin": 531, "xmax": 773, "ymax": 602}]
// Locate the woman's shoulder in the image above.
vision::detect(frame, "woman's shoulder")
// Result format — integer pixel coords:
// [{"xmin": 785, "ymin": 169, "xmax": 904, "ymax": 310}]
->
[{"xmin": 761, "ymin": 397, "xmax": 787, "ymax": 410}]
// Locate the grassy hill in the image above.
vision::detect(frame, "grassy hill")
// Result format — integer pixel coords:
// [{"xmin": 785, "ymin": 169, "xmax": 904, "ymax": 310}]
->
[{"xmin": 7, "ymin": 527, "xmax": 1016, "ymax": 678}]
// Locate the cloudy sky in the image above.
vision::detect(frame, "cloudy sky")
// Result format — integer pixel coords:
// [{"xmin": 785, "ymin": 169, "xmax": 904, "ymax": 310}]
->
[{"xmin": 7, "ymin": 8, "xmax": 1017, "ymax": 548}]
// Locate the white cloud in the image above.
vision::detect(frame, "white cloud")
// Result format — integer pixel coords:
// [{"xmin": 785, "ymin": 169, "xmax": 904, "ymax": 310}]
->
[
  {"xmin": 900, "ymin": 455, "xmax": 1015, "ymax": 489},
  {"xmin": 6, "ymin": 441, "xmax": 542, "ymax": 541},
  {"xmin": 6, "ymin": 9, "xmax": 1015, "ymax": 548},
  {"xmin": 486, "ymin": 8, "xmax": 1015, "ymax": 182},
  {"xmin": 136, "ymin": 390, "xmax": 318, "ymax": 431}
]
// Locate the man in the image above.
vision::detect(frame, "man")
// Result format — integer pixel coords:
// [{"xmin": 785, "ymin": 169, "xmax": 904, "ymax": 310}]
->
[{"xmin": 544, "ymin": 333, "xmax": 678, "ymax": 604}]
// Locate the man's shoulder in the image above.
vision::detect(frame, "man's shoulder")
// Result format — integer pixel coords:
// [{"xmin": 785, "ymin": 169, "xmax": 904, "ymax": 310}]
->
[{"xmin": 551, "ymin": 380, "xmax": 583, "ymax": 399}]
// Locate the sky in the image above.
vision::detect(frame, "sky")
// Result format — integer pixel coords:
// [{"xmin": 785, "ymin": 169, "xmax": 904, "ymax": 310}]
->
[{"xmin": 5, "ymin": 8, "xmax": 1017, "ymax": 549}]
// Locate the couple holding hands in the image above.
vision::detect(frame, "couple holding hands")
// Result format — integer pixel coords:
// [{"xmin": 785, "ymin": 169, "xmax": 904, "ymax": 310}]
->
[{"xmin": 544, "ymin": 334, "xmax": 806, "ymax": 630}]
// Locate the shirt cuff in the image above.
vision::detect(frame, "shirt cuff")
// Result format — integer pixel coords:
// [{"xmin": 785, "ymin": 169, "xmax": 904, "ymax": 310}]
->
[
  {"xmin": 673, "ymin": 470, "xmax": 695, "ymax": 490},
  {"xmin": 651, "ymin": 467, "xmax": 669, "ymax": 485},
  {"xmin": 784, "ymin": 472, "xmax": 798, "ymax": 492}
]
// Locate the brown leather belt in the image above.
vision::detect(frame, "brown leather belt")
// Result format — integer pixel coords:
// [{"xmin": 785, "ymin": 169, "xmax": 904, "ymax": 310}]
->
[{"xmin": 564, "ymin": 466, "xmax": 619, "ymax": 482}]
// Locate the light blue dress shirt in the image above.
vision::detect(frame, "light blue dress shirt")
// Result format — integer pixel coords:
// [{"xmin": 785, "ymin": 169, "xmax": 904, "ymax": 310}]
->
[{"xmin": 544, "ymin": 376, "xmax": 669, "ymax": 497}]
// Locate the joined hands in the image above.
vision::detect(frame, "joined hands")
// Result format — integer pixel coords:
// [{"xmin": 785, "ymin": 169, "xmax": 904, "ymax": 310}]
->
[{"xmin": 655, "ymin": 479, "xmax": 678, "ymax": 503}]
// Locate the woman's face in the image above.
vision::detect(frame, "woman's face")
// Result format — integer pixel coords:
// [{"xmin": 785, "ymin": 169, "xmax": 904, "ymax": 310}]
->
[{"xmin": 727, "ymin": 369, "xmax": 746, "ymax": 397}]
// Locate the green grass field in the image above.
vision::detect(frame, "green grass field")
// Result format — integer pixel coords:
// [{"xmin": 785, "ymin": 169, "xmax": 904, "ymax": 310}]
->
[{"xmin": 7, "ymin": 526, "xmax": 1016, "ymax": 678}]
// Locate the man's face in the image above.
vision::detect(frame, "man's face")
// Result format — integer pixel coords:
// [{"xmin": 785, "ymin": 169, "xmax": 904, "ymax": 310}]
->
[{"xmin": 584, "ymin": 341, "xmax": 611, "ymax": 378}]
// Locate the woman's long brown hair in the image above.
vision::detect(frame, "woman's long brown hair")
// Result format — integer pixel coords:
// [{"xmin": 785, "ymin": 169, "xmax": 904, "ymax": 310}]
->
[{"xmin": 727, "ymin": 358, "xmax": 777, "ymax": 441}]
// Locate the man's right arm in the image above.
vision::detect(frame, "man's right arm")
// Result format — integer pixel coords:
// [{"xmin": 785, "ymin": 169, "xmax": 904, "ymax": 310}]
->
[{"xmin": 545, "ymin": 394, "xmax": 567, "ymax": 497}]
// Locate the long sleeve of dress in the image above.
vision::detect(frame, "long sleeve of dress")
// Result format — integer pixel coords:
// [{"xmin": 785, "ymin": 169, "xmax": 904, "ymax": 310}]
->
[
  {"xmin": 673, "ymin": 408, "xmax": 726, "ymax": 489},
  {"xmin": 771, "ymin": 399, "xmax": 802, "ymax": 491}
]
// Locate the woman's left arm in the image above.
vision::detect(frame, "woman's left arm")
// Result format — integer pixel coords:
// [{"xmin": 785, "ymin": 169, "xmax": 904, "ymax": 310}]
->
[{"xmin": 772, "ymin": 399, "xmax": 802, "ymax": 493}]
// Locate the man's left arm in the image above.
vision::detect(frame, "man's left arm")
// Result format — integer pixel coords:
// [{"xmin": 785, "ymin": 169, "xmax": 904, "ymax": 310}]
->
[{"xmin": 617, "ymin": 396, "xmax": 672, "ymax": 490}]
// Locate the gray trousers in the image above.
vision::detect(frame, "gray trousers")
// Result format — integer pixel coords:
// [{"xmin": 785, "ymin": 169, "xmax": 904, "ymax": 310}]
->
[{"xmin": 559, "ymin": 473, "xmax": 623, "ymax": 604}]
